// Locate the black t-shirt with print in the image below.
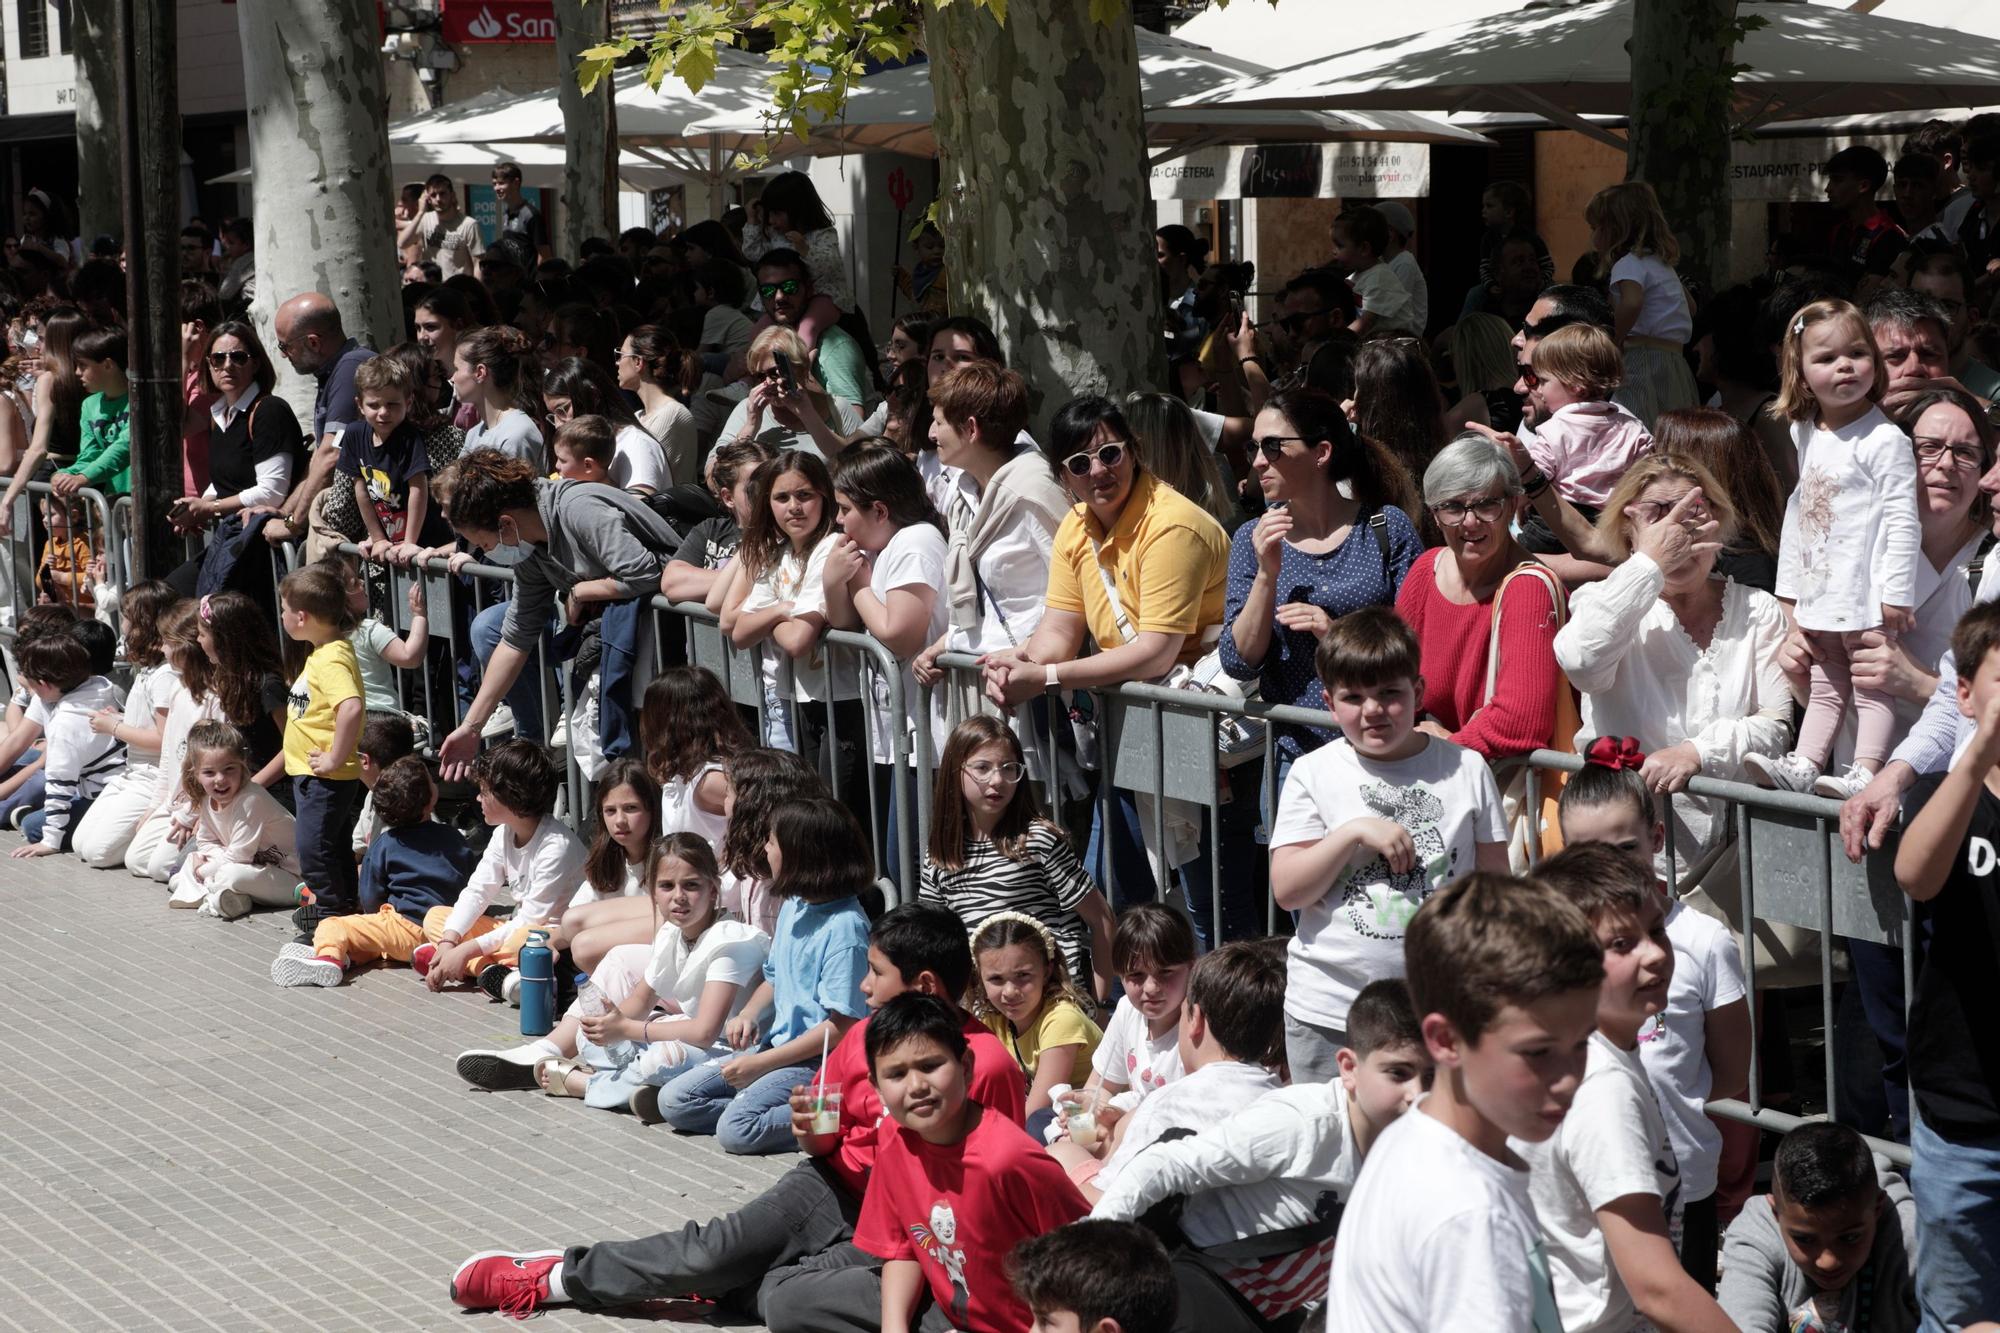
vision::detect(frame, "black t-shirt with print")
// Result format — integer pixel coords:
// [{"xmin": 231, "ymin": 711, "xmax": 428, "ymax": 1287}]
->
[{"xmin": 1906, "ymin": 770, "xmax": 2000, "ymax": 1137}]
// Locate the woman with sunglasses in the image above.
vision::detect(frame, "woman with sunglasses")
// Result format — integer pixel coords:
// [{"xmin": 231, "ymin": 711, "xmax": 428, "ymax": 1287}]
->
[
  {"xmin": 716, "ymin": 326, "xmax": 863, "ymax": 461},
  {"xmin": 983, "ymin": 396, "xmax": 1234, "ymax": 936},
  {"xmin": 1393, "ymin": 434, "xmax": 1564, "ymax": 773},
  {"xmin": 1221, "ymin": 389, "xmax": 1422, "ymax": 787},
  {"xmin": 614, "ymin": 325, "xmax": 696, "ymax": 488},
  {"xmin": 168, "ymin": 321, "xmax": 301, "ymax": 536}
]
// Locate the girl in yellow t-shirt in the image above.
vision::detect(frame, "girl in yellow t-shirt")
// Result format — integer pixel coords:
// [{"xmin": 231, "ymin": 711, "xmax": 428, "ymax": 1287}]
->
[{"xmin": 969, "ymin": 910, "xmax": 1102, "ymax": 1118}]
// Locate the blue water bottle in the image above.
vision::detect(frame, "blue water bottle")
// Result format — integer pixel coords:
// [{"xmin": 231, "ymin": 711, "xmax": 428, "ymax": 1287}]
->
[{"xmin": 517, "ymin": 930, "xmax": 555, "ymax": 1036}]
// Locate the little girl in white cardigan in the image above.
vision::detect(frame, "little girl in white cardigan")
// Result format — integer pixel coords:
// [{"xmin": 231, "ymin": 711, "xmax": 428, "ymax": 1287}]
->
[
  {"xmin": 1749, "ymin": 298, "xmax": 1920, "ymax": 800},
  {"xmin": 167, "ymin": 721, "xmax": 301, "ymax": 919}
]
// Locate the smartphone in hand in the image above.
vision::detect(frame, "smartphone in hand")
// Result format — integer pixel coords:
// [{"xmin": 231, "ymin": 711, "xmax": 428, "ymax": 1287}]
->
[{"xmin": 773, "ymin": 350, "xmax": 799, "ymax": 396}]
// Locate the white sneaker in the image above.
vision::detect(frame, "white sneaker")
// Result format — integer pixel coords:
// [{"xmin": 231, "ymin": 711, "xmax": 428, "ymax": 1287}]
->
[
  {"xmin": 502, "ymin": 971, "xmax": 522, "ymax": 1007},
  {"xmin": 271, "ymin": 953, "xmax": 343, "ymax": 988},
  {"xmin": 1813, "ymin": 764, "xmax": 1874, "ymax": 800},
  {"xmin": 456, "ymin": 1041, "xmax": 559, "ymax": 1091},
  {"xmin": 276, "ymin": 942, "xmax": 315, "ymax": 962},
  {"xmin": 1743, "ymin": 751, "xmax": 1822, "ymax": 793},
  {"xmin": 480, "ymin": 704, "xmax": 516, "ymax": 740}
]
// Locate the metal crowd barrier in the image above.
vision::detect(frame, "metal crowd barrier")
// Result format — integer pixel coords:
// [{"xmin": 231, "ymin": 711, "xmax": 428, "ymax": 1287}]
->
[{"xmin": 0, "ymin": 479, "xmax": 118, "ymax": 631}]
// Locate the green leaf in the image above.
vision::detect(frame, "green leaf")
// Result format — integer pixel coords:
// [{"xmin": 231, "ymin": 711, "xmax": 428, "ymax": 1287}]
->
[{"xmin": 1088, "ymin": 0, "xmax": 1124, "ymax": 21}]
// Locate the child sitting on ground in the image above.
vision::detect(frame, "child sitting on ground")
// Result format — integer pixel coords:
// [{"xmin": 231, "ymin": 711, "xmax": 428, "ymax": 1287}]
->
[
  {"xmin": 72, "ymin": 580, "xmax": 178, "ymax": 869},
  {"xmin": 760, "ymin": 992, "xmax": 1089, "ymax": 1333},
  {"xmin": 415, "ymin": 740, "xmax": 586, "ymax": 991},
  {"xmin": 6, "ymin": 631, "xmax": 123, "ymax": 856},
  {"xmin": 971, "ymin": 911, "xmax": 1104, "ymax": 1123},
  {"xmin": 1557, "ymin": 755, "xmax": 1751, "ymax": 1289},
  {"xmin": 166, "ymin": 721, "xmax": 299, "ymax": 917},
  {"xmin": 1269, "ymin": 607, "xmax": 1509, "ymax": 1083},
  {"xmin": 1516, "ymin": 323, "xmax": 1653, "ymax": 556},
  {"xmin": 1050, "ymin": 940, "xmax": 1287, "ymax": 1239},
  {"xmin": 348, "ymin": 711, "xmax": 417, "ymax": 856},
  {"xmin": 653, "ymin": 796, "xmax": 871, "ymax": 1155},
  {"xmin": 124, "ymin": 601, "xmax": 209, "ymax": 882},
  {"xmin": 716, "ymin": 746, "xmax": 823, "ymax": 937},
  {"xmin": 278, "ymin": 564, "xmax": 366, "ymax": 938},
  {"xmin": 1717, "ymin": 1121, "xmax": 1917, "ymax": 1332},
  {"xmin": 640, "ymin": 665, "xmax": 750, "ymax": 851},
  {"xmin": 1066, "ymin": 903, "xmax": 1196, "ymax": 1144},
  {"xmin": 524, "ymin": 833, "xmax": 768, "ymax": 1113},
  {"xmin": 1091, "ymin": 978, "xmax": 1430, "ymax": 1332},
  {"xmin": 1007, "ymin": 1220, "xmax": 1178, "ymax": 1333},
  {"xmin": 271, "ymin": 756, "xmax": 473, "ymax": 986},
  {"xmin": 1326, "ymin": 872, "xmax": 1602, "ymax": 1332},
  {"xmin": 1522, "ymin": 843, "xmax": 1738, "ymax": 1333},
  {"xmin": 447, "ymin": 901, "xmax": 1025, "ymax": 1320}
]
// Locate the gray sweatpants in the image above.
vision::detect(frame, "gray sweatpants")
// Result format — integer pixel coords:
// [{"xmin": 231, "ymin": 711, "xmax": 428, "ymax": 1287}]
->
[{"xmin": 760, "ymin": 1241, "xmax": 959, "ymax": 1333}]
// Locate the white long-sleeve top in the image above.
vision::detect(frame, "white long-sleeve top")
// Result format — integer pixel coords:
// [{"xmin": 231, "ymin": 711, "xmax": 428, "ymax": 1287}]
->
[
  {"xmin": 187, "ymin": 780, "xmax": 299, "ymax": 877},
  {"xmin": 1092, "ymin": 1080, "xmax": 1358, "ymax": 1247},
  {"xmin": 1775, "ymin": 407, "xmax": 1921, "ymax": 630},
  {"xmin": 1556, "ymin": 554, "xmax": 1792, "ymax": 882},
  {"xmin": 441, "ymin": 814, "xmax": 587, "ymax": 939},
  {"xmin": 39, "ymin": 676, "xmax": 127, "ymax": 850}
]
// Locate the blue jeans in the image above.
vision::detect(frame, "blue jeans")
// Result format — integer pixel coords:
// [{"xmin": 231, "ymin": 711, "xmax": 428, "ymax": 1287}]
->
[
  {"xmin": 1912, "ymin": 1107, "xmax": 2000, "ymax": 1330},
  {"xmin": 0, "ymin": 748, "xmax": 46, "ymax": 828},
  {"xmin": 656, "ymin": 1057, "xmax": 818, "ymax": 1155},
  {"xmin": 468, "ymin": 601, "xmax": 550, "ymax": 745},
  {"xmin": 21, "ymin": 793, "xmax": 93, "ymax": 849},
  {"xmin": 577, "ymin": 1032, "xmax": 711, "ymax": 1112}
]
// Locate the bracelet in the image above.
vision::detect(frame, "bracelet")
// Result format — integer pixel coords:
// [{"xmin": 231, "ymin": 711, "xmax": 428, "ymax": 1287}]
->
[
  {"xmin": 1521, "ymin": 470, "xmax": 1550, "ymax": 499},
  {"xmin": 1239, "ymin": 355, "xmax": 1268, "ymax": 372},
  {"xmin": 642, "ymin": 1017, "xmax": 653, "ymax": 1043}
]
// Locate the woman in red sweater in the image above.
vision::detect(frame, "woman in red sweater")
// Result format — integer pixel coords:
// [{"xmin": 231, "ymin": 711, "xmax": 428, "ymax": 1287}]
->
[{"xmin": 1395, "ymin": 434, "xmax": 1563, "ymax": 763}]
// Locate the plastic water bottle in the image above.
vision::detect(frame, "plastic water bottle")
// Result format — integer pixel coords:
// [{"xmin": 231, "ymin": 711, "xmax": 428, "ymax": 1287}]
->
[
  {"xmin": 518, "ymin": 931, "xmax": 555, "ymax": 1036},
  {"xmin": 575, "ymin": 974, "xmax": 635, "ymax": 1065}
]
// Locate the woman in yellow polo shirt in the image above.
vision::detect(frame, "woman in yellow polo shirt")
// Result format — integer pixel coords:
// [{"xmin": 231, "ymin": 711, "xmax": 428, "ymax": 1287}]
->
[{"xmin": 981, "ymin": 396, "xmax": 1240, "ymax": 942}]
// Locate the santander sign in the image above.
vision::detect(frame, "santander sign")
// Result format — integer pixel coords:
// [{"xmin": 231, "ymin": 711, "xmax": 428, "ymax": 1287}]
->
[{"xmin": 443, "ymin": 0, "xmax": 557, "ymax": 43}]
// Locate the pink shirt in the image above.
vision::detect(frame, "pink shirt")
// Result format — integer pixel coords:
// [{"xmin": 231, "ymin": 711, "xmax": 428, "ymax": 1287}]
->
[{"xmin": 1524, "ymin": 400, "xmax": 1652, "ymax": 509}]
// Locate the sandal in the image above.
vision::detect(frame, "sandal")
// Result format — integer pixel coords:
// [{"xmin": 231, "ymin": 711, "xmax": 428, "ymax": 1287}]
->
[{"xmin": 535, "ymin": 1057, "xmax": 591, "ymax": 1098}]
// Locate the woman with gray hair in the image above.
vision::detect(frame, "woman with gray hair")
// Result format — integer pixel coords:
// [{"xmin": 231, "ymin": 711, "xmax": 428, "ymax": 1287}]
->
[{"xmin": 1393, "ymin": 434, "xmax": 1566, "ymax": 764}]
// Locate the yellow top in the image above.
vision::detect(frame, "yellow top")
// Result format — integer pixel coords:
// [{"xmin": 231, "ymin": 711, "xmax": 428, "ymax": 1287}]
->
[
  {"xmin": 1047, "ymin": 472, "xmax": 1229, "ymax": 667},
  {"xmin": 982, "ymin": 997, "xmax": 1103, "ymax": 1080},
  {"xmin": 283, "ymin": 639, "xmax": 363, "ymax": 779}
]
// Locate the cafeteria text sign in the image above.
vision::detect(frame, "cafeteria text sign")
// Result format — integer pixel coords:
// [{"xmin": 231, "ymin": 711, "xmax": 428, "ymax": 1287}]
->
[{"xmin": 1152, "ymin": 143, "xmax": 1432, "ymax": 201}]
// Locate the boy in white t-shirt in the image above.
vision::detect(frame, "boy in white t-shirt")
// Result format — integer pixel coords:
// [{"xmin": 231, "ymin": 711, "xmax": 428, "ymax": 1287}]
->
[
  {"xmin": 1326, "ymin": 871, "xmax": 1604, "ymax": 1333},
  {"xmin": 1331, "ymin": 207, "xmax": 1421, "ymax": 338},
  {"xmin": 1556, "ymin": 759, "xmax": 1752, "ymax": 1289},
  {"xmin": 1269, "ymin": 607, "xmax": 1509, "ymax": 1083},
  {"xmin": 1518, "ymin": 844, "xmax": 1738, "ymax": 1333}
]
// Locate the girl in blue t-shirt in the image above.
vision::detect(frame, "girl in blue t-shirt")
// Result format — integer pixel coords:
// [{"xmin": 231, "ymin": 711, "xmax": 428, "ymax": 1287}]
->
[{"xmin": 652, "ymin": 795, "xmax": 871, "ymax": 1154}]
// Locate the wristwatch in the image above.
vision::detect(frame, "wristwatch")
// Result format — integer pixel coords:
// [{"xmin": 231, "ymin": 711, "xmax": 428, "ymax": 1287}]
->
[{"xmin": 1045, "ymin": 663, "xmax": 1062, "ymax": 692}]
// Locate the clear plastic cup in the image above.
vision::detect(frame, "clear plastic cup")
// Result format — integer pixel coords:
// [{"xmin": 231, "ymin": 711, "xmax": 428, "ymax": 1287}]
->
[{"xmin": 810, "ymin": 1087, "xmax": 842, "ymax": 1135}]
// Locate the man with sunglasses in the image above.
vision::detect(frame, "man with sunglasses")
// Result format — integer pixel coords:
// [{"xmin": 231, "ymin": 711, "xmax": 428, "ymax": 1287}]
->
[
  {"xmin": 1509, "ymin": 284, "xmax": 1615, "ymax": 432},
  {"xmin": 753, "ymin": 249, "xmax": 870, "ymax": 408}
]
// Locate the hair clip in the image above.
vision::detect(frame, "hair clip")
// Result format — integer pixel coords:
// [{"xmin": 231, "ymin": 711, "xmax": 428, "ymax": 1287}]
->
[
  {"xmin": 1583, "ymin": 735, "xmax": 1646, "ymax": 772},
  {"xmin": 197, "ymin": 594, "xmax": 213, "ymax": 623}
]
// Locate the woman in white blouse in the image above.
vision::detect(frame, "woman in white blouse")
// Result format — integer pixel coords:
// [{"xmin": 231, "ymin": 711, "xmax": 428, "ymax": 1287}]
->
[{"xmin": 1554, "ymin": 454, "xmax": 1791, "ymax": 882}]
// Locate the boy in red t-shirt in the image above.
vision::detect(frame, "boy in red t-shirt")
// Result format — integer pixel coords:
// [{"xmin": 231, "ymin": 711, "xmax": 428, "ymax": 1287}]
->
[
  {"xmin": 763, "ymin": 993, "xmax": 1090, "ymax": 1333},
  {"xmin": 449, "ymin": 904, "xmax": 1025, "ymax": 1319}
]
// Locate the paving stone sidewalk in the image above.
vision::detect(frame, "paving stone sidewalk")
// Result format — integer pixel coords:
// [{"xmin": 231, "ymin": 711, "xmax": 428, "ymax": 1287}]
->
[{"xmin": 0, "ymin": 845, "xmax": 789, "ymax": 1331}]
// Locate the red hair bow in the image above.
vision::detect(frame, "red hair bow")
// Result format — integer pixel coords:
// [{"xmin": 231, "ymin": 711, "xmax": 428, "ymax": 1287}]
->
[{"xmin": 1584, "ymin": 736, "xmax": 1646, "ymax": 771}]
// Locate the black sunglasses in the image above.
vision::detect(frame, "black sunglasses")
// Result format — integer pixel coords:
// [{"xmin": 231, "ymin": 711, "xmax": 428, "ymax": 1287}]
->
[
  {"xmin": 1253, "ymin": 435, "xmax": 1311, "ymax": 461},
  {"xmin": 1060, "ymin": 442, "xmax": 1127, "ymax": 476},
  {"xmin": 758, "ymin": 279, "xmax": 803, "ymax": 298}
]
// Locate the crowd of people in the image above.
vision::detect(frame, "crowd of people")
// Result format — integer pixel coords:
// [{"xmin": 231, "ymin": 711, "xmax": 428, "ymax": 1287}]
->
[{"xmin": 6, "ymin": 122, "xmax": 2000, "ymax": 1331}]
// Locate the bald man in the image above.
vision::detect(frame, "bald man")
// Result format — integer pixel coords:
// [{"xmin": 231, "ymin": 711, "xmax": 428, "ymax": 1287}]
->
[{"xmin": 265, "ymin": 292, "xmax": 373, "ymax": 545}]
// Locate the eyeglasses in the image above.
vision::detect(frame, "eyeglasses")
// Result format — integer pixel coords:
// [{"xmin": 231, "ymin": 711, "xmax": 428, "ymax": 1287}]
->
[
  {"xmin": 1060, "ymin": 442, "xmax": 1127, "ymax": 476},
  {"xmin": 1431, "ymin": 496, "xmax": 1509, "ymax": 526},
  {"xmin": 965, "ymin": 760, "xmax": 1026, "ymax": 784},
  {"xmin": 758, "ymin": 279, "xmax": 803, "ymax": 298},
  {"xmin": 206, "ymin": 349, "xmax": 252, "ymax": 369},
  {"xmin": 616, "ymin": 348, "xmax": 641, "ymax": 361},
  {"xmin": 1628, "ymin": 496, "xmax": 1712, "ymax": 524},
  {"xmin": 544, "ymin": 404, "xmax": 573, "ymax": 425},
  {"xmin": 1515, "ymin": 363, "xmax": 1540, "ymax": 389},
  {"xmin": 1253, "ymin": 435, "xmax": 1311, "ymax": 461},
  {"xmin": 1277, "ymin": 311, "xmax": 1324, "ymax": 334},
  {"xmin": 1916, "ymin": 438, "xmax": 1986, "ymax": 470}
]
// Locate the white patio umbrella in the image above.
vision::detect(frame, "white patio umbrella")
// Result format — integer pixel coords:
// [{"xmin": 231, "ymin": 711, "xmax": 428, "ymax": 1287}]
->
[
  {"xmin": 680, "ymin": 28, "xmax": 1496, "ymax": 162},
  {"xmin": 1192, "ymin": 0, "xmax": 2000, "ymax": 148},
  {"xmin": 208, "ymin": 141, "xmax": 694, "ymax": 194}
]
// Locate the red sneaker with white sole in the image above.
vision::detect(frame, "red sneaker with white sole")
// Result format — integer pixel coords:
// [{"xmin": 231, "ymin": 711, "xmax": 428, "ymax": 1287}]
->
[
  {"xmin": 450, "ymin": 1249, "xmax": 562, "ymax": 1317},
  {"xmin": 411, "ymin": 942, "xmax": 438, "ymax": 978}
]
